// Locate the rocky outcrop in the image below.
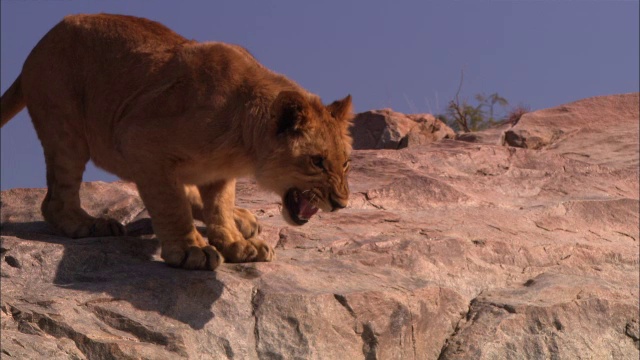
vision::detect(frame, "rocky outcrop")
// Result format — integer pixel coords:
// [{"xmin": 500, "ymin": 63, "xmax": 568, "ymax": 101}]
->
[
  {"xmin": 350, "ymin": 109, "xmax": 455, "ymax": 149},
  {"xmin": 502, "ymin": 93, "xmax": 639, "ymax": 155},
  {"xmin": 1, "ymin": 93, "xmax": 638, "ymax": 359}
]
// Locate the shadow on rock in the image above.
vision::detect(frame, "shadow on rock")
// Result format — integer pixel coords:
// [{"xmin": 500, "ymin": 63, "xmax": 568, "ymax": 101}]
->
[{"xmin": 2, "ymin": 219, "xmax": 223, "ymax": 330}]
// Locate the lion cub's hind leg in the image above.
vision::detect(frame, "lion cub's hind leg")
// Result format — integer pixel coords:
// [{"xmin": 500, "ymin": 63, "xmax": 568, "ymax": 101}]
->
[{"xmin": 33, "ymin": 114, "xmax": 125, "ymax": 238}]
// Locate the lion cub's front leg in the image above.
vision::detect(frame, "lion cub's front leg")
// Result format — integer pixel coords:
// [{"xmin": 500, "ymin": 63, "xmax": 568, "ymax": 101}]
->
[
  {"xmin": 198, "ymin": 180, "xmax": 274, "ymax": 263},
  {"xmin": 186, "ymin": 185, "xmax": 261, "ymax": 239},
  {"xmin": 136, "ymin": 177, "xmax": 223, "ymax": 271},
  {"xmin": 233, "ymin": 207, "xmax": 262, "ymax": 240}
]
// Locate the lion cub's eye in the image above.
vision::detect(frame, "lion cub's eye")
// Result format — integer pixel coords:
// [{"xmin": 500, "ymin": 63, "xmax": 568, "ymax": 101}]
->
[{"xmin": 311, "ymin": 155, "xmax": 325, "ymax": 170}]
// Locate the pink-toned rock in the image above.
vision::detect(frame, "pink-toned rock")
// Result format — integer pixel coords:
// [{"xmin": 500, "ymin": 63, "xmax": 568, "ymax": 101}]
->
[
  {"xmin": 350, "ymin": 109, "xmax": 455, "ymax": 149},
  {"xmin": 502, "ymin": 93, "xmax": 639, "ymax": 158},
  {"xmin": 1, "ymin": 94, "xmax": 638, "ymax": 359},
  {"xmin": 440, "ymin": 273, "xmax": 639, "ymax": 359},
  {"xmin": 454, "ymin": 123, "xmax": 512, "ymax": 145}
]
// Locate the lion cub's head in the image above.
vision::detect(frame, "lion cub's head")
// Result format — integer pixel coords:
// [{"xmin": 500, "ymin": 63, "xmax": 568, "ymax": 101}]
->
[{"xmin": 256, "ymin": 91, "xmax": 353, "ymax": 226}]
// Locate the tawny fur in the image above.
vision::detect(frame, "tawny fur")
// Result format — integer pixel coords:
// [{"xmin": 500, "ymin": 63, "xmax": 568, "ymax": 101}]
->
[{"xmin": 0, "ymin": 14, "xmax": 353, "ymax": 270}]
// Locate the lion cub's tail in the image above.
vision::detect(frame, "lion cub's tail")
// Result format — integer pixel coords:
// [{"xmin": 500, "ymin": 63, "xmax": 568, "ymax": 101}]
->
[{"xmin": 1, "ymin": 74, "xmax": 26, "ymax": 128}]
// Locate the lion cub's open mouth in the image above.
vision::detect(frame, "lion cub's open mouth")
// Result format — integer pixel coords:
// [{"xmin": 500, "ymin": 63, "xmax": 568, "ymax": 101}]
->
[{"xmin": 284, "ymin": 188, "xmax": 319, "ymax": 225}]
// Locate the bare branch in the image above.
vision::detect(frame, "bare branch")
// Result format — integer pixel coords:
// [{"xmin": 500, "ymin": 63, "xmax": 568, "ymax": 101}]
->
[{"xmin": 454, "ymin": 70, "xmax": 464, "ymax": 107}]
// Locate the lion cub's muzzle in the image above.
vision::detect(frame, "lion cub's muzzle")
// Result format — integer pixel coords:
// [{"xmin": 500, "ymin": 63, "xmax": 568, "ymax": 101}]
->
[
  {"xmin": 329, "ymin": 194, "xmax": 348, "ymax": 212},
  {"xmin": 283, "ymin": 186, "xmax": 349, "ymax": 225}
]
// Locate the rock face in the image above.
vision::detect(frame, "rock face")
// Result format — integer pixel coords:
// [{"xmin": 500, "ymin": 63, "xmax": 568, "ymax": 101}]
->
[
  {"xmin": 455, "ymin": 123, "xmax": 512, "ymax": 145},
  {"xmin": 1, "ymin": 93, "xmax": 638, "ymax": 359},
  {"xmin": 350, "ymin": 109, "xmax": 455, "ymax": 149}
]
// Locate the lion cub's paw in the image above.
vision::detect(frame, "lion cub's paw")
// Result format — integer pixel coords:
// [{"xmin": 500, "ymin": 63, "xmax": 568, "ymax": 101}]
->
[
  {"xmin": 248, "ymin": 238, "xmax": 275, "ymax": 262},
  {"xmin": 234, "ymin": 208, "xmax": 261, "ymax": 239},
  {"xmin": 208, "ymin": 226, "xmax": 274, "ymax": 263},
  {"xmin": 64, "ymin": 217, "xmax": 126, "ymax": 238},
  {"xmin": 162, "ymin": 244, "xmax": 224, "ymax": 271},
  {"xmin": 221, "ymin": 238, "xmax": 274, "ymax": 263},
  {"xmin": 90, "ymin": 217, "xmax": 126, "ymax": 237}
]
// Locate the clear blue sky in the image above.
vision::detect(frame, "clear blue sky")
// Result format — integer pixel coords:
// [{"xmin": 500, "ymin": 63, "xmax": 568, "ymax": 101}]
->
[{"xmin": 1, "ymin": 0, "xmax": 638, "ymax": 189}]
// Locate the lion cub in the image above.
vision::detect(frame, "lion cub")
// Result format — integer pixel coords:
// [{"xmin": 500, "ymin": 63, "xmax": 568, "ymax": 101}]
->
[{"xmin": 0, "ymin": 14, "xmax": 353, "ymax": 270}]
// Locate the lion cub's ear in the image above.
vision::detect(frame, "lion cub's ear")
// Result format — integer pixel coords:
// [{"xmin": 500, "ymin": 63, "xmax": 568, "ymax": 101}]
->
[
  {"xmin": 327, "ymin": 95, "xmax": 353, "ymax": 122},
  {"xmin": 272, "ymin": 91, "xmax": 311, "ymax": 135}
]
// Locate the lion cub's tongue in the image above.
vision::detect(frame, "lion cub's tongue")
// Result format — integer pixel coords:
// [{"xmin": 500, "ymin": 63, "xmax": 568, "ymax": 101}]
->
[{"xmin": 298, "ymin": 196, "xmax": 319, "ymax": 220}]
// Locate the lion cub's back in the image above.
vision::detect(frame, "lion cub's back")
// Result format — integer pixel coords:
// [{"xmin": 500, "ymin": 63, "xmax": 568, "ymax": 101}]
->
[
  {"xmin": 23, "ymin": 13, "xmax": 189, "ymax": 84},
  {"xmin": 21, "ymin": 13, "xmax": 191, "ymax": 119},
  {"xmin": 60, "ymin": 13, "xmax": 188, "ymax": 50}
]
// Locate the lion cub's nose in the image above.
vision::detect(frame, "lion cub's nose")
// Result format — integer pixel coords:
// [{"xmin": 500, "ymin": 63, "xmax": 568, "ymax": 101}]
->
[{"xmin": 329, "ymin": 195, "xmax": 347, "ymax": 212}]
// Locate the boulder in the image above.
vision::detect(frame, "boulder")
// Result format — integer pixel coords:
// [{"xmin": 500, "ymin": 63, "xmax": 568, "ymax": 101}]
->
[
  {"xmin": 1, "ymin": 94, "xmax": 638, "ymax": 359},
  {"xmin": 350, "ymin": 109, "xmax": 455, "ymax": 149}
]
